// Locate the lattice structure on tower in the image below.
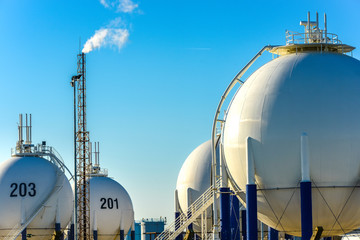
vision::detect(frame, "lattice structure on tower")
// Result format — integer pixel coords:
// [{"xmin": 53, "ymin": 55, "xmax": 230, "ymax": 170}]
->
[{"xmin": 76, "ymin": 53, "xmax": 91, "ymax": 240}]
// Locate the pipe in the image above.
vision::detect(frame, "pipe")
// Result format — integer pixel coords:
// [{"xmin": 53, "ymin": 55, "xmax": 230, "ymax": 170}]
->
[
  {"xmin": 324, "ymin": 13, "xmax": 327, "ymax": 43},
  {"xmin": 307, "ymin": 12, "xmax": 311, "ymax": 42}
]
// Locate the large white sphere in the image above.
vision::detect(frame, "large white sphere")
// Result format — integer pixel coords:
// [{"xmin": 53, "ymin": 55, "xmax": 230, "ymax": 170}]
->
[
  {"xmin": 89, "ymin": 176, "xmax": 134, "ymax": 240},
  {"xmin": 222, "ymin": 52, "xmax": 360, "ymax": 236},
  {"xmin": 176, "ymin": 140, "xmax": 216, "ymax": 231},
  {"xmin": 0, "ymin": 156, "xmax": 73, "ymax": 239}
]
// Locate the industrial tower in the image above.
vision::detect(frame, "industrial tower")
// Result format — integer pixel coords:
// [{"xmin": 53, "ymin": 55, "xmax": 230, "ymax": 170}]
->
[{"xmin": 71, "ymin": 52, "xmax": 91, "ymax": 240}]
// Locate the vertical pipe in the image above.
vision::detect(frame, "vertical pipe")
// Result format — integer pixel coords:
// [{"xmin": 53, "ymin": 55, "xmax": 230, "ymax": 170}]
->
[
  {"xmin": 241, "ymin": 209, "xmax": 246, "ymax": 240},
  {"xmin": 316, "ymin": 12, "xmax": 319, "ymax": 29},
  {"xmin": 73, "ymin": 77, "xmax": 78, "ymax": 240},
  {"xmin": 25, "ymin": 113, "xmax": 29, "ymax": 144},
  {"xmin": 307, "ymin": 11, "xmax": 311, "ymax": 42},
  {"xmin": 230, "ymin": 195, "xmax": 240, "ymax": 240},
  {"xmin": 18, "ymin": 114, "xmax": 22, "ymax": 144},
  {"xmin": 29, "ymin": 114, "xmax": 32, "ymax": 144},
  {"xmin": 260, "ymin": 223, "xmax": 264, "ymax": 240},
  {"xmin": 211, "ymin": 138, "xmax": 218, "ymax": 240},
  {"xmin": 131, "ymin": 229, "xmax": 135, "ymax": 240},
  {"xmin": 220, "ymin": 187, "xmax": 231, "ymax": 240},
  {"xmin": 300, "ymin": 133, "xmax": 313, "ymax": 240},
  {"xmin": 268, "ymin": 227, "xmax": 278, "ymax": 240},
  {"xmin": 246, "ymin": 137, "xmax": 257, "ymax": 240},
  {"xmin": 324, "ymin": 13, "xmax": 327, "ymax": 43},
  {"xmin": 120, "ymin": 230, "xmax": 125, "ymax": 240},
  {"xmin": 93, "ymin": 230, "xmax": 98, "ymax": 240}
]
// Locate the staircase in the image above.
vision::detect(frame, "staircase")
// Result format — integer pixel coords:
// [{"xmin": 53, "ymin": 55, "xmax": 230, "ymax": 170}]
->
[{"xmin": 155, "ymin": 177, "xmax": 222, "ymax": 240}]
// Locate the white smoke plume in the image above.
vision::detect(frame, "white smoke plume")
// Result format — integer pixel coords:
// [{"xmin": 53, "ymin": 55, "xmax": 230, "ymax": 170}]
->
[
  {"xmin": 82, "ymin": 28, "xmax": 129, "ymax": 53},
  {"xmin": 100, "ymin": 0, "xmax": 138, "ymax": 13}
]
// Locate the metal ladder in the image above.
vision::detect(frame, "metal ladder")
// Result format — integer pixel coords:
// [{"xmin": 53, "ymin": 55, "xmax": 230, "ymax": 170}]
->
[
  {"xmin": 155, "ymin": 177, "xmax": 222, "ymax": 240},
  {"xmin": 4, "ymin": 150, "xmax": 67, "ymax": 240}
]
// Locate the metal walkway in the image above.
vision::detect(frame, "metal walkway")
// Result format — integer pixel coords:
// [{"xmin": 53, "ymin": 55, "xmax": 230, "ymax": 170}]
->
[{"xmin": 155, "ymin": 177, "xmax": 222, "ymax": 240}]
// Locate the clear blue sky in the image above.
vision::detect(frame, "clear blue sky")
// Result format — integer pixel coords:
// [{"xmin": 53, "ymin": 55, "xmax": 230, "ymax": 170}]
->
[{"xmin": 1, "ymin": 0, "xmax": 360, "ymax": 224}]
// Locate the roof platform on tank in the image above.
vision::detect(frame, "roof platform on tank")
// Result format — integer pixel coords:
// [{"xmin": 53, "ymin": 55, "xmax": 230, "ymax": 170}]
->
[{"xmin": 269, "ymin": 43, "xmax": 355, "ymax": 56}]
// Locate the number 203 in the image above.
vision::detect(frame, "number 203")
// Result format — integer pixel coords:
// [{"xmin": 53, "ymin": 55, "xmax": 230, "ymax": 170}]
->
[{"xmin": 10, "ymin": 183, "xmax": 36, "ymax": 197}]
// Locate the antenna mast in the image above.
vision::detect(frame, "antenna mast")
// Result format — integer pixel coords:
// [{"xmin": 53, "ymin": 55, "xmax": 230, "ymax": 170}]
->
[{"xmin": 75, "ymin": 52, "xmax": 91, "ymax": 240}]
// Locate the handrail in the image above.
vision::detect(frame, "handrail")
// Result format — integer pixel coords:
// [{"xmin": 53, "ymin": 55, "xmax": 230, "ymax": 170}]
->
[
  {"xmin": 154, "ymin": 177, "xmax": 222, "ymax": 240},
  {"xmin": 211, "ymin": 45, "xmax": 275, "ymax": 236},
  {"xmin": 285, "ymin": 30, "xmax": 342, "ymax": 45}
]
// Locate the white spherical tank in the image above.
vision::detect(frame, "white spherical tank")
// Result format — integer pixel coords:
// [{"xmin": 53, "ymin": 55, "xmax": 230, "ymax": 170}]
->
[
  {"xmin": 0, "ymin": 156, "xmax": 73, "ymax": 239},
  {"xmin": 222, "ymin": 52, "xmax": 360, "ymax": 236},
  {"xmin": 89, "ymin": 175, "xmax": 134, "ymax": 240},
  {"xmin": 176, "ymin": 140, "xmax": 217, "ymax": 231}
]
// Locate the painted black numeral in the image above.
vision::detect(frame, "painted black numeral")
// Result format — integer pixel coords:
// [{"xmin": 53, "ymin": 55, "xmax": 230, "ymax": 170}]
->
[
  {"xmin": 100, "ymin": 198, "xmax": 119, "ymax": 209},
  {"xmin": 10, "ymin": 183, "xmax": 36, "ymax": 197},
  {"xmin": 10, "ymin": 183, "xmax": 18, "ymax": 197},
  {"xmin": 100, "ymin": 198, "xmax": 107, "ymax": 209}
]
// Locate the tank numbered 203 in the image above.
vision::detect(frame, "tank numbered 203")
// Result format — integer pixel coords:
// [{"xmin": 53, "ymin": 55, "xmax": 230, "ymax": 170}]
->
[
  {"xmin": 100, "ymin": 198, "xmax": 119, "ymax": 209},
  {"xmin": 10, "ymin": 182, "xmax": 36, "ymax": 197}
]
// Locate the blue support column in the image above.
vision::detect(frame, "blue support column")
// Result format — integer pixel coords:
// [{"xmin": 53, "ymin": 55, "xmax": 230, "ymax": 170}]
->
[
  {"xmin": 268, "ymin": 227, "xmax": 278, "ymax": 240},
  {"xmin": 69, "ymin": 223, "xmax": 75, "ymax": 240},
  {"xmin": 120, "ymin": 230, "xmax": 125, "ymax": 240},
  {"xmin": 220, "ymin": 187, "xmax": 231, "ymax": 240},
  {"xmin": 93, "ymin": 230, "xmax": 98, "ymax": 240},
  {"xmin": 55, "ymin": 223, "xmax": 64, "ymax": 240},
  {"xmin": 175, "ymin": 211, "xmax": 183, "ymax": 240},
  {"xmin": 300, "ymin": 181, "xmax": 313, "ymax": 240},
  {"xmin": 230, "ymin": 195, "xmax": 240, "ymax": 240},
  {"xmin": 246, "ymin": 184, "xmax": 257, "ymax": 240},
  {"xmin": 241, "ymin": 209, "xmax": 246, "ymax": 240},
  {"xmin": 21, "ymin": 228, "xmax": 26, "ymax": 240},
  {"xmin": 284, "ymin": 233, "xmax": 292, "ymax": 240}
]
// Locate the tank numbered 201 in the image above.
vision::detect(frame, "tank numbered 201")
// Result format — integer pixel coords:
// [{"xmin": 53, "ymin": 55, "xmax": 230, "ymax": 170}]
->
[
  {"xmin": 100, "ymin": 198, "xmax": 119, "ymax": 209},
  {"xmin": 10, "ymin": 183, "xmax": 36, "ymax": 197}
]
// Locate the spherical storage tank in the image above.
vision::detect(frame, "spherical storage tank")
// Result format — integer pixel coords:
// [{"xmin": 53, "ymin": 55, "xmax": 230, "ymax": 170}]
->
[
  {"xmin": 176, "ymin": 140, "xmax": 222, "ymax": 232},
  {"xmin": 0, "ymin": 155, "xmax": 73, "ymax": 239},
  {"xmin": 222, "ymin": 20, "xmax": 360, "ymax": 236},
  {"xmin": 89, "ymin": 169, "xmax": 134, "ymax": 240}
]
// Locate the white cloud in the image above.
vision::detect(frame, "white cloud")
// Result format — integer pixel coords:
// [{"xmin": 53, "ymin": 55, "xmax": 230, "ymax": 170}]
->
[
  {"xmin": 116, "ymin": 0, "xmax": 138, "ymax": 13},
  {"xmin": 100, "ymin": 0, "xmax": 109, "ymax": 8},
  {"xmin": 99, "ymin": 0, "xmax": 138, "ymax": 13},
  {"xmin": 82, "ymin": 28, "xmax": 129, "ymax": 53}
]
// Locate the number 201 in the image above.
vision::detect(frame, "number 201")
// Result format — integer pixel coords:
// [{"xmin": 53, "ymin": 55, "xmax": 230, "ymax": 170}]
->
[
  {"xmin": 100, "ymin": 198, "xmax": 119, "ymax": 209},
  {"xmin": 10, "ymin": 183, "xmax": 36, "ymax": 197}
]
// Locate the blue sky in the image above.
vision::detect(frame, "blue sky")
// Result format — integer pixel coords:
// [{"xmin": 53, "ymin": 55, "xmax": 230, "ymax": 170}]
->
[{"xmin": 1, "ymin": 0, "xmax": 360, "ymax": 224}]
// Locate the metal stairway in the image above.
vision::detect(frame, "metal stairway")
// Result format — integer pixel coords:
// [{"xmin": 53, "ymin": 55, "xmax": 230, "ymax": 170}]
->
[
  {"xmin": 4, "ymin": 146, "xmax": 70, "ymax": 240},
  {"xmin": 155, "ymin": 177, "xmax": 222, "ymax": 240}
]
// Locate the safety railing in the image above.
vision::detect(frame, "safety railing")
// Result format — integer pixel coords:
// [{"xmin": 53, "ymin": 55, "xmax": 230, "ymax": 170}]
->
[
  {"xmin": 154, "ymin": 177, "xmax": 222, "ymax": 240},
  {"xmin": 285, "ymin": 30, "xmax": 342, "ymax": 45}
]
